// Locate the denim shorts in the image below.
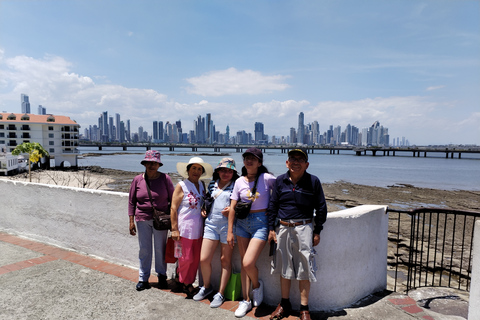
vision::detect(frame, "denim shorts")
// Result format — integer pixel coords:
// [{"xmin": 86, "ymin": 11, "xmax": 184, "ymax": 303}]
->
[
  {"xmin": 203, "ymin": 213, "xmax": 231, "ymax": 244},
  {"xmin": 235, "ymin": 211, "xmax": 268, "ymax": 241}
]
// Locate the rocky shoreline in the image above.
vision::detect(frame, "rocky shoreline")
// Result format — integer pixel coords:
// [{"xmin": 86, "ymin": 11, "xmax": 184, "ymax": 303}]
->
[
  {"xmin": 2, "ymin": 166, "xmax": 478, "ymax": 213},
  {"xmin": 89, "ymin": 166, "xmax": 479, "ymax": 213}
]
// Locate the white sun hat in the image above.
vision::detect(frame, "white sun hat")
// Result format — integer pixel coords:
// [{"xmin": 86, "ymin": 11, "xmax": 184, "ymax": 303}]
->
[{"xmin": 176, "ymin": 157, "xmax": 213, "ymax": 180}]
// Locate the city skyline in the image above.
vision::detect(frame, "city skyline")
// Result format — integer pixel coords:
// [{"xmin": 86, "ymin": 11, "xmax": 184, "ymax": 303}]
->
[
  {"xmin": 0, "ymin": 1, "xmax": 478, "ymax": 145},
  {"xmin": 83, "ymin": 108, "xmax": 408, "ymax": 147}
]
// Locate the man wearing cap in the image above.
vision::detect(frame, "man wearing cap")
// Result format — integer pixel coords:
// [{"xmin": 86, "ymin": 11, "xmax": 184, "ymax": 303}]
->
[{"xmin": 267, "ymin": 148, "xmax": 327, "ymax": 320}]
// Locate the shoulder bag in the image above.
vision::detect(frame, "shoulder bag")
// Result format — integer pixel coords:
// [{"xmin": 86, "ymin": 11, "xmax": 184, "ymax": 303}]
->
[
  {"xmin": 234, "ymin": 175, "xmax": 259, "ymax": 220},
  {"xmin": 145, "ymin": 173, "xmax": 171, "ymax": 230}
]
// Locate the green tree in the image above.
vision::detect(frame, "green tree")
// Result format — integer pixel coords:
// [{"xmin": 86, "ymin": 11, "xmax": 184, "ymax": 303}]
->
[{"xmin": 12, "ymin": 142, "xmax": 49, "ymax": 182}]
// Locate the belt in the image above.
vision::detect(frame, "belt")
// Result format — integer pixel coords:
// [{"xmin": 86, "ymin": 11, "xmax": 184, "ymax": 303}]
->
[{"xmin": 279, "ymin": 219, "xmax": 312, "ymax": 227}]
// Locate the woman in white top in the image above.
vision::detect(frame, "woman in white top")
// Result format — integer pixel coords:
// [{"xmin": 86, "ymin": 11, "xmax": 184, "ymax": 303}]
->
[
  {"xmin": 227, "ymin": 148, "xmax": 276, "ymax": 317},
  {"xmin": 171, "ymin": 157, "xmax": 212, "ymax": 298}
]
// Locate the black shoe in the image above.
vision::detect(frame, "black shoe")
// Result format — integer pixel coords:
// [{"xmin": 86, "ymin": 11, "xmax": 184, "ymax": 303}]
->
[
  {"xmin": 158, "ymin": 274, "xmax": 169, "ymax": 289},
  {"xmin": 136, "ymin": 281, "xmax": 151, "ymax": 291},
  {"xmin": 183, "ymin": 284, "xmax": 195, "ymax": 299}
]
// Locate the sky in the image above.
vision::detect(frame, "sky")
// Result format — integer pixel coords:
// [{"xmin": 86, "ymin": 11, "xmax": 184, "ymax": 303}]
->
[{"xmin": 0, "ymin": 0, "xmax": 479, "ymax": 146}]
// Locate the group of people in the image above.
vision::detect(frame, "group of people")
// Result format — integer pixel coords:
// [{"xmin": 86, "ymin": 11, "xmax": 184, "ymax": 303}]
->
[{"xmin": 128, "ymin": 147, "xmax": 327, "ymax": 320}]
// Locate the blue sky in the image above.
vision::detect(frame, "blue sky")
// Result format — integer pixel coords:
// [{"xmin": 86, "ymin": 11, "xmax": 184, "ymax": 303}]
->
[{"xmin": 1, "ymin": 0, "xmax": 479, "ymax": 145}]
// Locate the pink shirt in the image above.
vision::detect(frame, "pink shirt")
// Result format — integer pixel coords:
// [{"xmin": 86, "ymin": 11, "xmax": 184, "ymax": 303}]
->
[
  {"xmin": 128, "ymin": 173, "xmax": 174, "ymax": 222},
  {"xmin": 231, "ymin": 173, "xmax": 276, "ymax": 211}
]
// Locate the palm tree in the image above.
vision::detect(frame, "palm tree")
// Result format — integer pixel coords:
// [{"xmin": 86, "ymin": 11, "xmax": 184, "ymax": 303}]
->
[{"xmin": 12, "ymin": 142, "xmax": 49, "ymax": 182}]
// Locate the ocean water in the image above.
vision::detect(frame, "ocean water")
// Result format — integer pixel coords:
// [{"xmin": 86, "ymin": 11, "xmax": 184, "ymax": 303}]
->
[{"xmin": 77, "ymin": 147, "xmax": 480, "ymax": 191}]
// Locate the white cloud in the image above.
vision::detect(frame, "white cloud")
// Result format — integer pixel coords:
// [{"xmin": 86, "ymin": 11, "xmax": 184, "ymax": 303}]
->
[
  {"xmin": 0, "ymin": 53, "xmax": 476, "ymax": 145},
  {"xmin": 426, "ymin": 85, "xmax": 445, "ymax": 91},
  {"xmin": 185, "ymin": 67, "xmax": 290, "ymax": 97}
]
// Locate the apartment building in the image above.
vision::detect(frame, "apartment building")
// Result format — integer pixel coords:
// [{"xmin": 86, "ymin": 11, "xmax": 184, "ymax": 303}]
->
[{"xmin": 0, "ymin": 113, "xmax": 80, "ymax": 168}]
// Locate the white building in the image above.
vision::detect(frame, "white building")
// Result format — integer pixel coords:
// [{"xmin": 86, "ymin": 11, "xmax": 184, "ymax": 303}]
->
[{"xmin": 0, "ymin": 113, "xmax": 80, "ymax": 168}]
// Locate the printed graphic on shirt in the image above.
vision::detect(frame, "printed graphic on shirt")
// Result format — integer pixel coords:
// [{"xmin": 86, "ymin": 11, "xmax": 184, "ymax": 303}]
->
[
  {"xmin": 187, "ymin": 191, "xmax": 201, "ymax": 209},
  {"xmin": 246, "ymin": 190, "xmax": 259, "ymax": 202}
]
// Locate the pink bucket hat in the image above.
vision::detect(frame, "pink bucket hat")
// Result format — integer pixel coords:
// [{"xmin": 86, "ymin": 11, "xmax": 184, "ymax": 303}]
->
[{"xmin": 141, "ymin": 150, "xmax": 163, "ymax": 166}]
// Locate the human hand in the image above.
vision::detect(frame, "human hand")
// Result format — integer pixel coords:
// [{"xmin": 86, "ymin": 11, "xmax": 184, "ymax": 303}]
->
[
  {"xmin": 221, "ymin": 207, "xmax": 230, "ymax": 217},
  {"xmin": 201, "ymin": 209, "xmax": 208, "ymax": 218},
  {"xmin": 171, "ymin": 230, "xmax": 180, "ymax": 241},
  {"xmin": 227, "ymin": 232, "xmax": 235, "ymax": 249},
  {"xmin": 268, "ymin": 230, "xmax": 277, "ymax": 243},
  {"xmin": 313, "ymin": 233, "xmax": 320, "ymax": 246},
  {"xmin": 129, "ymin": 222, "xmax": 136, "ymax": 236}
]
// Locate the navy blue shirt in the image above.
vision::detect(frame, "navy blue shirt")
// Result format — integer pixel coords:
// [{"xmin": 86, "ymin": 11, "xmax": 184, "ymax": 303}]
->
[{"xmin": 267, "ymin": 171, "xmax": 327, "ymax": 234}]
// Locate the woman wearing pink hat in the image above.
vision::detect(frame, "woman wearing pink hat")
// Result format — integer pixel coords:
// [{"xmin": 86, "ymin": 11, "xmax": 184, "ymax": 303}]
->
[{"xmin": 128, "ymin": 150, "xmax": 174, "ymax": 291}]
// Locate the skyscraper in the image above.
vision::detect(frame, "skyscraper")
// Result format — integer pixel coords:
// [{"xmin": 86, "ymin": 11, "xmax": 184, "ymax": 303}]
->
[
  {"xmin": 297, "ymin": 112, "xmax": 305, "ymax": 144},
  {"xmin": 21, "ymin": 94, "xmax": 31, "ymax": 113},
  {"xmin": 254, "ymin": 122, "xmax": 265, "ymax": 143},
  {"xmin": 153, "ymin": 121, "xmax": 158, "ymax": 141},
  {"xmin": 38, "ymin": 105, "xmax": 46, "ymax": 115},
  {"xmin": 115, "ymin": 113, "xmax": 121, "ymax": 142}
]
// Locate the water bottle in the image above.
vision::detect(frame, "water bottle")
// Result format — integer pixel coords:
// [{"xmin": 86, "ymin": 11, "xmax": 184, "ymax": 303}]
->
[{"xmin": 174, "ymin": 240, "xmax": 182, "ymax": 258}]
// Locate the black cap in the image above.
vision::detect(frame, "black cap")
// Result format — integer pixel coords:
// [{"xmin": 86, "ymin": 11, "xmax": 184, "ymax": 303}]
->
[
  {"xmin": 243, "ymin": 147, "xmax": 263, "ymax": 162},
  {"xmin": 288, "ymin": 148, "xmax": 308, "ymax": 161}
]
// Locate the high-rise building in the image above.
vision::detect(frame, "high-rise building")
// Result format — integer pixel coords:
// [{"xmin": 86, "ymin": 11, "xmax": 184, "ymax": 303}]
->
[
  {"xmin": 126, "ymin": 119, "xmax": 131, "ymax": 142},
  {"xmin": 297, "ymin": 112, "xmax": 305, "ymax": 145},
  {"xmin": 153, "ymin": 121, "xmax": 158, "ymax": 141},
  {"xmin": 158, "ymin": 121, "xmax": 164, "ymax": 141},
  {"xmin": 312, "ymin": 121, "xmax": 319, "ymax": 145},
  {"xmin": 115, "ymin": 113, "xmax": 121, "ymax": 142},
  {"xmin": 21, "ymin": 94, "xmax": 31, "ymax": 114},
  {"xmin": 38, "ymin": 105, "xmax": 46, "ymax": 115},
  {"xmin": 254, "ymin": 122, "xmax": 265, "ymax": 143},
  {"xmin": 119, "ymin": 121, "xmax": 125, "ymax": 143}
]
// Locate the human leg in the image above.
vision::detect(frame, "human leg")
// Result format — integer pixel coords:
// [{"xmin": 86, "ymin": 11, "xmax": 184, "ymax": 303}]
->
[
  {"xmin": 270, "ymin": 277, "xmax": 293, "ymax": 319},
  {"xmin": 136, "ymin": 220, "xmax": 153, "ymax": 282},
  {"xmin": 242, "ymin": 237, "xmax": 266, "ymax": 290},
  {"xmin": 199, "ymin": 238, "xmax": 218, "ymax": 289},
  {"xmin": 153, "ymin": 228, "xmax": 168, "ymax": 277},
  {"xmin": 236, "ymin": 235, "xmax": 251, "ymax": 302},
  {"xmin": 299, "ymin": 280, "xmax": 310, "ymax": 306},
  {"xmin": 218, "ymin": 242, "xmax": 233, "ymax": 296}
]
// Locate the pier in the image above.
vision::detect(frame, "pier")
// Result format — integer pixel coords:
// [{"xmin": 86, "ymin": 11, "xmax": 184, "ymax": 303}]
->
[{"xmin": 78, "ymin": 143, "xmax": 480, "ymax": 159}]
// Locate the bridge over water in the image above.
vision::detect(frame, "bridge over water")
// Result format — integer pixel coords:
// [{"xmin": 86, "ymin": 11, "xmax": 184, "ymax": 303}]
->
[{"xmin": 79, "ymin": 143, "xmax": 480, "ymax": 159}]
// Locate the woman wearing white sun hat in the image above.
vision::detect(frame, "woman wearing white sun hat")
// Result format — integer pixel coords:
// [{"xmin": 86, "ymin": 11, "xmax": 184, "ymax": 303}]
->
[{"xmin": 170, "ymin": 157, "xmax": 213, "ymax": 298}]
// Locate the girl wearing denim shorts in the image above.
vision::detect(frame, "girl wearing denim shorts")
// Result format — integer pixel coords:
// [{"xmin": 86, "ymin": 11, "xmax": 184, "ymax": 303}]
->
[
  {"xmin": 193, "ymin": 158, "xmax": 240, "ymax": 308},
  {"xmin": 227, "ymin": 148, "xmax": 276, "ymax": 318}
]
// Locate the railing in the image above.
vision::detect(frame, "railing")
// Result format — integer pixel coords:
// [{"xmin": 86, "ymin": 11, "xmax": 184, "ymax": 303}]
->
[{"xmin": 387, "ymin": 207, "xmax": 480, "ymax": 293}]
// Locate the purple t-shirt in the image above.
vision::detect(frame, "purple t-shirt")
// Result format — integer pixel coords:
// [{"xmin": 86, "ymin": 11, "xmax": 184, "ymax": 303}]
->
[
  {"xmin": 128, "ymin": 173, "xmax": 175, "ymax": 222},
  {"xmin": 231, "ymin": 173, "xmax": 276, "ymax": 211}
]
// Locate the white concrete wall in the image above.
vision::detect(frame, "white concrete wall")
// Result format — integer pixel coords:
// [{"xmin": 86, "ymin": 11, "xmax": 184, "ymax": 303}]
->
[
  {"xmin": 0, "ymin": 179, "xmax": 388, "ymax": 311},
  {"xmin": 469, "ymin": 220, "xmax": 480, "ymax": 319}
]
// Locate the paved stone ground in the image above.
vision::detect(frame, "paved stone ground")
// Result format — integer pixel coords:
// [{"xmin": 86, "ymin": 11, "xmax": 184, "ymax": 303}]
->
[{"xmin": 0, "ymin": 232, "xmax": 469, "ymax": 320}]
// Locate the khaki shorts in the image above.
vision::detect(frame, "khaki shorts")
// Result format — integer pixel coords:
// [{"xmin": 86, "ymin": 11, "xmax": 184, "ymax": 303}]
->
[{"xmin": 271, "ymin": 220, "xmax": 317, "ymax": 282}]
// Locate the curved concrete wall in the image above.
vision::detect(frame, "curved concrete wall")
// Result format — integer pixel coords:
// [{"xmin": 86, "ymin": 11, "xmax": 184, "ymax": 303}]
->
[{"xmin": 0, "ymin": 179, "xmax": 387, "ymax": 311}]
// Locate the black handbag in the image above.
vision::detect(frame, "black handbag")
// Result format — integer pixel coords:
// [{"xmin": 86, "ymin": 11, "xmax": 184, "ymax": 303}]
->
[
  {"xmin": 235, "ymin": 175, "xmax": 259, "ymax": 220},
  {"xmin": 145, "ymin": 173, "xmax": 171, "ymax": 230}
]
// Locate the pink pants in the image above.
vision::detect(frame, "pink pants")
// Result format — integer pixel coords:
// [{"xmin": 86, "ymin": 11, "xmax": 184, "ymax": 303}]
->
[{"xmin": 178, "ymin": 237, "xmax": 202, "ymax": 285}]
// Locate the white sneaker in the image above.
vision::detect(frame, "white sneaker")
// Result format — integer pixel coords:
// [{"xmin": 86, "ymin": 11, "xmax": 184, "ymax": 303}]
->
[
  {"xmin": 234, "ymin": 300, "xmax": 252, "ymax": 318},
  {"xmin": 210, "ymin": 292, "xmax": 225, "ymax": 308},
  {"xmin": 193, "ymin": 286, "xmax": 213, "ymax": 301},
  {"xmin": 251, "ymin": 279, "xmax": 263, "ymax": 307}
]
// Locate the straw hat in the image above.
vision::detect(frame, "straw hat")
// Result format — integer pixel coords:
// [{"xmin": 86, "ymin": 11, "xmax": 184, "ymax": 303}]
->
[{"xmin": 176, "ymin": 157, "xmax": 213, "ymax": 179}]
